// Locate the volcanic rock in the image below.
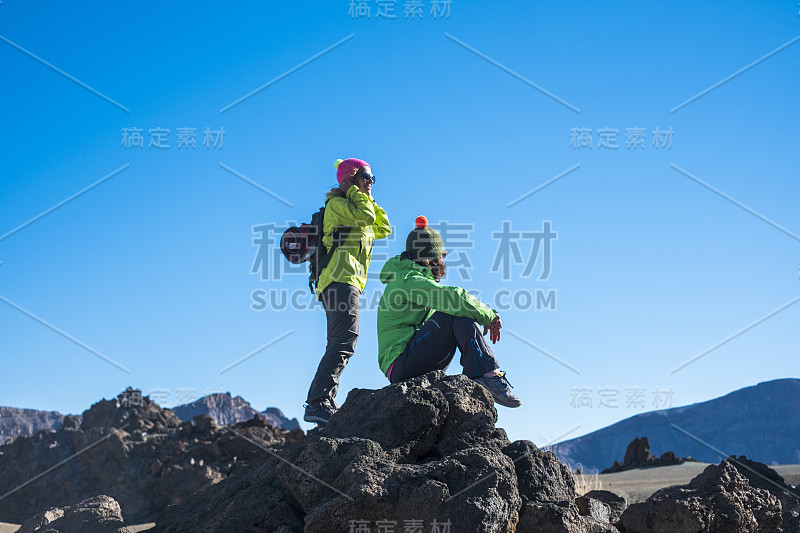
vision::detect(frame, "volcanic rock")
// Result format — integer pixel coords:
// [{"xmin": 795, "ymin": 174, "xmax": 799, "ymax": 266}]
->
[
  {"xmin": 0, "ymin": 388, "xmax": 303, "ymax": 524},
  {"xmin": 576, "ymin": 495, "xmax": 612, "ymax": 523},
  {"xmin": 581, "ymin": 490, "xmax": 628, "ymax": 523},
  {"xmin": 517, "ymin": 501, "xmax": 618, "ymax": 532},
  {"xmin": 619, "ymin": 459, "xmax": 783, "ymax": 532},
  {"xmin": 152, "ymin": 371, "xmax": 616, "ymax": 533},
  {"xmin": 16, "ymin": 495, "xmax": 130, "ymax": 533},
  {"xmin": 727, "ymin": 455, "xmax": 800, "ymax": 532}
]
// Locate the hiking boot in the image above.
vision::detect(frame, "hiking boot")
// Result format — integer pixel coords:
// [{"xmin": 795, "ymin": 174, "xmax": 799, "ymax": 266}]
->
[
  {"xmin": 473, "ymin": 371, "xmax": 522, "ymax": 408},
  {"xmin": 303, "ymin": 400, "xmax": 337, "ymax": 425}
]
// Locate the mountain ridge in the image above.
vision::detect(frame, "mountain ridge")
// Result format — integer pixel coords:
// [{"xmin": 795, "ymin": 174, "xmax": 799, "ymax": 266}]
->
[
  {"xmin": 0, "ymin": 406, "xmax": 65, "ymax": 445},
  {"xmin": 171, "ymin": 392, "xmax": 300, "ymax": 430},
  {"xmin": 0, "ymin": 391, "xmax": 299, "ymax": 444},
  {"xmin": 553, "ymin": 377, "xmax": 800, "ymax": 472}
]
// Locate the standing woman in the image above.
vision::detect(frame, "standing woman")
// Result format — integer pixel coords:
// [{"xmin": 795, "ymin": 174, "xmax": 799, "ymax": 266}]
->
[{"xmin": 304, "ymin": 158, "xmax": 391, "ymax": 425}]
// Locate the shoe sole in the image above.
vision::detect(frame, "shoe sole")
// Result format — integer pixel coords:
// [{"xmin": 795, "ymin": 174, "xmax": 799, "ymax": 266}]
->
[
  {"xmin": 494, "ymin": 397, "xmax": 522, "ymax": 408},
  {"xmin": 303, "ymin": 414, "xmax": 331, "ymax": 424}
]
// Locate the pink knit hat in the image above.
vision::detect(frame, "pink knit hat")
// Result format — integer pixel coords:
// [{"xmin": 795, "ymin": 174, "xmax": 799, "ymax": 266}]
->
[{"xmin": 334, "ymin": 158, "xmax": 370, "ymax": 184}]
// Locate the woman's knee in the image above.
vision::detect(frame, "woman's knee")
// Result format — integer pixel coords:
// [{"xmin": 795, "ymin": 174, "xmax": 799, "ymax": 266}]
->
[{"xmin": 452, "ymin": 315, "xmax": 480, "ymax": 331}]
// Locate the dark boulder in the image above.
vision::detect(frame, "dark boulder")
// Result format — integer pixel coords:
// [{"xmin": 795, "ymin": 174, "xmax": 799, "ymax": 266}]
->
[
  {"xmin": 502, "ymin": 439, "xmax": 576, "ymax": 504},
  {"xmin": 727, "ymin": 455, "xmax": 800, "ymax": 532},
  {"xmin": 192, "ymin": 414, "xmax": 216, "ymax": 432},
  {"xmin": 576, "ymin": 495, "xmax": 612, "ymax": 523},
  {"xmin": 582, "ymin": 489, "xmax": 627, "ymax": 523},
  {"xmin": 16, "ymin": 495, "xmax": 131, "ymax": 533},
  {"xmin": 516, "ymin": 501, "xmax": 618, "ymax": 532},
  {"xmin": 619, "ymin": 459, "xmax": 783, "ymax": 532}
]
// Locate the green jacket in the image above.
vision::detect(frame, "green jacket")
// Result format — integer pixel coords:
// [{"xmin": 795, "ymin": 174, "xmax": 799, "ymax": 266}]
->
[
  {"xmin": 317, "ymin": 185, "xmax": 391, "ymax": 295},
  {"xmin": 376, "ymin": 255, "xmax": 497, "ymax": 374}
]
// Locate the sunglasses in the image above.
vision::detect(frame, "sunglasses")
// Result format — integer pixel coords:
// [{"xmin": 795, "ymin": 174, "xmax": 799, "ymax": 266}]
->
[{"xmin": 355, "ymin": 168, "xmax": 376, "ymax": 183}]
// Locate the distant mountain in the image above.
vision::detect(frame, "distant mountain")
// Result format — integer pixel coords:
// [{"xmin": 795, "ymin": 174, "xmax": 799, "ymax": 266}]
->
[
  {"xmin": 171, "ymin": 392, "xmax": 300, "ymax": 430},
  {"xmin": 0, "ymin": 393, "xmax": 299, "ymax": 445},
  {"xmin": 0, "ymin": 406, "xmax": 65, "ymax": 445},
  {"xmin": 553, "ymin": 378, "xmax": 800, "ymax": 472}
]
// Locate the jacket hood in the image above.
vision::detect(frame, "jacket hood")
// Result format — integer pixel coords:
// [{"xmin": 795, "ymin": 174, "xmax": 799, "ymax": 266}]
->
[
  {"xmin": 379, "ymin": 255, "xmax": 431, "ymax": 285},
  {"xmin": 325, "ymin": 189, "xmax": 346, "ymax": 202}
]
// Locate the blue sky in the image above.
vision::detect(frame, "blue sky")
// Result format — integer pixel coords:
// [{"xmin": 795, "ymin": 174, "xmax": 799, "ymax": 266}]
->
[{"xmin": 1, "ymin": 0, "xmax": 798, "ymax": 448}]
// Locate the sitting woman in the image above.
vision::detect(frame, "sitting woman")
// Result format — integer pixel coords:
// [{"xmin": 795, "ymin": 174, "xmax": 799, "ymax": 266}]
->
[{"xmin": 376, "ymin": 216, "xmax": 521, "ymax": 407}]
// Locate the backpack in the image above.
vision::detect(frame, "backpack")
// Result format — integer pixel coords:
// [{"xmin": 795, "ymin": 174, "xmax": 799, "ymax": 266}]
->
[{"xmin": 280, "ymin": 202, "xmax": 351, "ymax": 294}]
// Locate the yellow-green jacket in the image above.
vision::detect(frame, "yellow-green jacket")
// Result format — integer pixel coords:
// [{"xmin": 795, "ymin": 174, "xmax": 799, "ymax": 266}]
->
[{"xmin": 316, "ymin": 185, "xmax": 392, "ymax": 295}]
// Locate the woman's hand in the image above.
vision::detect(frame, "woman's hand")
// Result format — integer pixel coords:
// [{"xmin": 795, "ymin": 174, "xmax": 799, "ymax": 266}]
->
[
  {"xmin": 339, "ymin": 177, "xmax": 355, "ymax": 193},
  {"xmin": 483, "ymin": 315, "xmax": 502, "ymax": 344},
  {"xmin": 489, "ymin": 316, "xmax": 502, "ymax": 343}
]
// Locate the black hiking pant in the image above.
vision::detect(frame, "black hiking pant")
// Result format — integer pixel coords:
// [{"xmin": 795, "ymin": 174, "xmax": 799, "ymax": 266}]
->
[
  {"xmin": 306, "ymin": 282, "xmax": 360, "ymax": 406},
  {"xmin": 388, "ymin": 311, "xmax": 500, "ymax": 383}
]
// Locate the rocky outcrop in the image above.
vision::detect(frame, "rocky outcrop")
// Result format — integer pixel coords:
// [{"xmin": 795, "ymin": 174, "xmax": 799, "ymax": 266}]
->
[
  {"xmin": 13, "ymin": 378, "xmax": 790, "ymax": 532},
  {"xmin": 80, "ymin": 389, "xmax": 183, "ymax": 433},
  {"xmin": 0, "ymin": 406, "xmax": 65, "ymax": 445},
  {"xmin": 603, "ymin": 437, "xmax": 696, "ymax": 473},
  {"xmin": 150, "ymin": 374, "xmax": 788, "ymax": 532},
  {"xmin": 171, "ymin": 393, "xmax": 300, "ymax": 431},
  {"xmin": 152, "ymin": 372, "xmax": 616, "ymax": 533},
  {"xmin": 727, "ymin": 455, "xmax": 800, "ymax": 533},
  {"xmin": 619, "ymin": 459, "xmax": 784, "ymax": 532},
  {"xmin": 0, "ymin": 388, "xmax": 304, "ymax": 524},
  {"xmin": 16, "ymin": 495, "xmax": 131, "ymax": 533}
]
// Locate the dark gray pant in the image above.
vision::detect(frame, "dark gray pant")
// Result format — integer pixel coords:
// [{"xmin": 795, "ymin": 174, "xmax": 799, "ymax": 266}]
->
[
  {"xmin": 388, "ymin": 311, "xmax": 500, "ymax": 383},
  {"xmin": 306, "ymin": 282, "xmax": 360, "ymax": 406}
]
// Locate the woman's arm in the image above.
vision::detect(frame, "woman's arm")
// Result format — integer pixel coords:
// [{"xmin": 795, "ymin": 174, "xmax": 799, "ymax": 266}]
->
[
  {"xmin": 372, "ymin": 201, "xmax": 392, "ymax": 239},
  {"xmin": 325, "ymin": 185, "xmax": 377, "ymax": 226},
  {"xmin": 400, "ymin": 273, "xmax": 496, "ymax": 326}
]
